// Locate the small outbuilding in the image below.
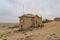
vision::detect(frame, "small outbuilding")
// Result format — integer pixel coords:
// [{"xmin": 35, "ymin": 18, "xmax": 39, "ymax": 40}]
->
[
  {"xmin": 19, "ymin": 14, "xmax": 42, "ymax": 30},
  {"xmin": 54, "ymin": 17, "xmax": 60, "ymax": 21}
]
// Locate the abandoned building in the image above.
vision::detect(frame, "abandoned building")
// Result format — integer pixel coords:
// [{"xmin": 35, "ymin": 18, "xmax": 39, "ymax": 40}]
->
[
  {"xmin": 54, "ymin": 17, "xmax": 60, "ymax": 21},
  {"xmin": 19, "ymin": 14, "xmax": 42, "ymax": 30}
]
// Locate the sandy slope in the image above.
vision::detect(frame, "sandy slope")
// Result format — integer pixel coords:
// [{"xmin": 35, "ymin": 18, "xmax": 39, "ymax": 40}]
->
[{"xmin": 0, "ymin": 21, "xmax": 60, "ymax": 40}]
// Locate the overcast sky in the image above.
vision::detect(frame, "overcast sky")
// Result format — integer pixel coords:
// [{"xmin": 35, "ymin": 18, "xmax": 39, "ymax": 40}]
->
[{"xmin": 0, "ymin": 0, "xmax": 60, "ymax": 22}]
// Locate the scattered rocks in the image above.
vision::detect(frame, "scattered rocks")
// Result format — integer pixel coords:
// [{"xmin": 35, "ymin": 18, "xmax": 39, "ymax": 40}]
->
[
  {"xmin": 47, "ymin": 33, "xmax": 60, "ymax": 40},
  {"xmin": 0, "ymin": 32, "xmax": 11, "ymax": 38}
]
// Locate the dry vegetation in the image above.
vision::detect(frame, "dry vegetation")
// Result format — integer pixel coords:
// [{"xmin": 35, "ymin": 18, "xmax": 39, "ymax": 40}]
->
[{"xmin": 0, "ymin": 21, "xmax": 60, "ymax": 40}]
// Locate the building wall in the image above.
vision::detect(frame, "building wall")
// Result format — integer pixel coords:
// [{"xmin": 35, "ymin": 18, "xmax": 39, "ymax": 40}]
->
[
  {"xmin": 19, "ymin": 17, "xmax": 33, "ymax": 30},
  {"xmin": 34, "ymin": 16, "xmax": 42, "ymax": 27},
  {"xmin": 19, "ymin": 15, "xmax": 42, "ymax": 30},
  {"xmin": 54, "ymin": 18, "xmax": 60, "ymax": 21}
]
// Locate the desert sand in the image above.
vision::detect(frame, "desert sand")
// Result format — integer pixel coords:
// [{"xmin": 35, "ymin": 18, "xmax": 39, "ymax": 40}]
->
[{"xmin": 0, "ymin": 21, "xmax": 60, "ymax": 40}]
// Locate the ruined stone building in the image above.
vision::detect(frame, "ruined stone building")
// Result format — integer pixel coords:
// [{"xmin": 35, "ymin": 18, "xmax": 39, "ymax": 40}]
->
[
  {"xmin": 54, "ymin": 17, "xmax": 60, "ymax": 21},
  {"xmin": 19, "ymin": 14, "xmax": 42, "ymax": 30}
]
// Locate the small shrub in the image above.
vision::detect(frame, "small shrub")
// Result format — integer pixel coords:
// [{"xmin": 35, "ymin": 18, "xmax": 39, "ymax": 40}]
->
[{"xmin": 3, "ymin": 38, "xmax": 7, "ymax": 40}]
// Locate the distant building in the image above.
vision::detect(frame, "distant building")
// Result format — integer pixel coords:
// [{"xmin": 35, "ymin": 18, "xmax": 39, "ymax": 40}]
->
[
  {"xmin": 19, "ymin": 14, "xmax": 42, "ymax": 30},
  {"xmin": 54, "ymin": 17, "xmax": 60, "ymax": 21},
  {"xmin": 42, "ymin": 19, "xmax": 53, "ymax": 23}
]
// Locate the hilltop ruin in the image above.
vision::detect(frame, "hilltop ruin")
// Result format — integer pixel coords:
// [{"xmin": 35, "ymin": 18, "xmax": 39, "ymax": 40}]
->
[{"xmin": 19, "ymin": 14, "xmax": 42, "ymax": 30}]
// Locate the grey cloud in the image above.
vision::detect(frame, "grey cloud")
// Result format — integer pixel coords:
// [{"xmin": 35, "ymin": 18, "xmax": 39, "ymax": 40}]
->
[{"xmin": 0, "ymin": 0, "xmax": 60, "ymax": 22}]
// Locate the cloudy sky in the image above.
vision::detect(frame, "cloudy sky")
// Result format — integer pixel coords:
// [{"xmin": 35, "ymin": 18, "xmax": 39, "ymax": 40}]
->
[{"xmin": 0, "ymin": 0, "xmax": 60, "ymax": 22}]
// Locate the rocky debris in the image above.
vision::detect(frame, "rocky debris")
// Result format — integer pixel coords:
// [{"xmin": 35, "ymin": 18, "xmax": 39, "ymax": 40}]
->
[
  {"xmin": 0, "ymin": 32, "xmax": 11, "ymax": 38},
  {"xmin": 47, "ymin": 33, "xmax": 60, "ymax": 40}
]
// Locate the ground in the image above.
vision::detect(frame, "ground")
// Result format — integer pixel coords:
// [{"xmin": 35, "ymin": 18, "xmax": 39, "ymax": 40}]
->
[{"xmin": 0, "ymin": 21, "xmax": 60, "ymax": 40}]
